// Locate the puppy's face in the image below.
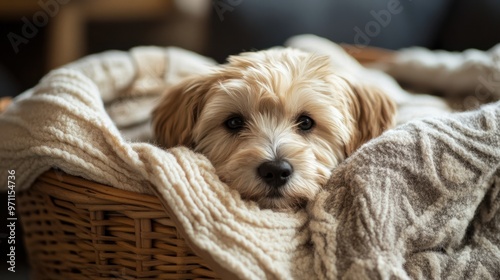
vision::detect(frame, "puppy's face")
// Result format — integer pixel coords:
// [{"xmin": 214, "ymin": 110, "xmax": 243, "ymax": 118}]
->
[{"xmin": 152, "ymin": 49, "xmax": 395, "ymax": 209}]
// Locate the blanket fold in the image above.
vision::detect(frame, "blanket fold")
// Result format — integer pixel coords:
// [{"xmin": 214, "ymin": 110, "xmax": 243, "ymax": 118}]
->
[{"xmin": 1, "ymin": 35, "xmax": 499, "ymax": 279}]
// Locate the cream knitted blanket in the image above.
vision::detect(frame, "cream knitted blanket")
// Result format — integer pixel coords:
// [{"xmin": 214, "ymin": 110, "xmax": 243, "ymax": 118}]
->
[{"xmin": 1, "ymin": 35, "xmax": 499, "ymax": 279}]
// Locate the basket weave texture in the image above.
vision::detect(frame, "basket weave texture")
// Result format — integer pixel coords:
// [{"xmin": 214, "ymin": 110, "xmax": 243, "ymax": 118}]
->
[{"xmin": 18, "ymin": 170, "xmax": 218, "ymax": 279}]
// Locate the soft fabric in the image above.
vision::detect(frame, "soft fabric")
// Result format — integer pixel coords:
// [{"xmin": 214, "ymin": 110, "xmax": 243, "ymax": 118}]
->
[
  {"xmin": 375, "ymin": 44, "xmax": 500, "ymax": 100},
  {"xmin": 1, "ymin": 35, "xmax": 499, "ymax": 279}
]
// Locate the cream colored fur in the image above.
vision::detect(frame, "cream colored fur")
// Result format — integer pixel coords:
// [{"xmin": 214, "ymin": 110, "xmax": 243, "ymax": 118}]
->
[{"xmin": 152, "ymin": 48, "xmax": 395, "ymax": 209}]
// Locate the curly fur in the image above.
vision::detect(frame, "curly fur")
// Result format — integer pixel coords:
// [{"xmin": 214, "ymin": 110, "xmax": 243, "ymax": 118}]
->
[{"xmin": 152, "ymin": 48, "xmax": 396, "ymax": 209}]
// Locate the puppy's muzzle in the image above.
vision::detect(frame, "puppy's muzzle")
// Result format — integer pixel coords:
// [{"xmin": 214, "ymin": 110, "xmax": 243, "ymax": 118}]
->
[{"xmin": 257, "ymin": 160, "xmax": 293, "ymax": 188}]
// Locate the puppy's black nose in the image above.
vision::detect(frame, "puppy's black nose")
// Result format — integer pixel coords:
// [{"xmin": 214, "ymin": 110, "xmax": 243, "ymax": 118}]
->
[{"xmin": 257, "ymin": 160, "xmax": 293, "ymax": 188}]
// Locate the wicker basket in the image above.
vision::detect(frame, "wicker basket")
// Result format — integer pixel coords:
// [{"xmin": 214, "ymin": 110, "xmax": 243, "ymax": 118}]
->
[{"xmin": 18, "ymin": 170, "xmax": 218, "ymax": 279}]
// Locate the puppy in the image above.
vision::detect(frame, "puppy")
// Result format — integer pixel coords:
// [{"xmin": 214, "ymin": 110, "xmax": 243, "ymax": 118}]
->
[{"xmin": 152, "ymin": 48, "xmax": 395, "ymax": 209}]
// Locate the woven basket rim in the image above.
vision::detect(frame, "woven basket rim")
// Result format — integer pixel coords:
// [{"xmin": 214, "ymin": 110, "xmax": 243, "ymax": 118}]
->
[{"xmin": 35, "ymin": 170, "xmax": 162, "ymax": 208}]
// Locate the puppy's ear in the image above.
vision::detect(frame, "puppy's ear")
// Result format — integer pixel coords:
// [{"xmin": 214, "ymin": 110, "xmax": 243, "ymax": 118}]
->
[
  {"xmin": 152, "ymin": 76, "xmax": 212, "ymax": 148},
  {"xmin": 345, "ymin": 82, "xmax": 396, "ymax": 155}
]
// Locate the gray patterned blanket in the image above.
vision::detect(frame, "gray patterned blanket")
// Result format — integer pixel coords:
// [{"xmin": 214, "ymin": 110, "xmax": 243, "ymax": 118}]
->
[{"xmin": 310, "ymin": 103, "xmax": 500, "ymax": 279}]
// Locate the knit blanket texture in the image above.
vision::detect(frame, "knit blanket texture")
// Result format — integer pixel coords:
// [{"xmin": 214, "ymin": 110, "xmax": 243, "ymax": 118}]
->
[{"xmin": 1, "ymin": 35, "xmax": 499, "ymax": 279}]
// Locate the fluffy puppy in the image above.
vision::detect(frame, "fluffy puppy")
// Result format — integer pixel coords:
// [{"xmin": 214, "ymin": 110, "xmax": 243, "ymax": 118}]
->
[{"xmin": 152, "ymin": 48, "xmax": 395, "ymax": 209}]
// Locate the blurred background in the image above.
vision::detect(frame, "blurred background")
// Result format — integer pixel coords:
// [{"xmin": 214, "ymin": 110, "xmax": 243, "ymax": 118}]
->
[
  {"xmin": 1, "ymin": 0, "xmax": 500, "ymax": 278},
  {"xmin": 1, "ymin": 0, "xmax": 500, "ymax": 99}
]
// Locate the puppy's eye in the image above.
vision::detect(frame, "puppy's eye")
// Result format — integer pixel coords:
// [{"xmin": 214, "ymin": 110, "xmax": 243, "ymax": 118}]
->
[
  {"xmin": 225, "ymin": 116, "xmax": 245, "ymax": 131},
  {"xmin": 297, "ymin": 115, "xmax": 315, "ymax": 131}
]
